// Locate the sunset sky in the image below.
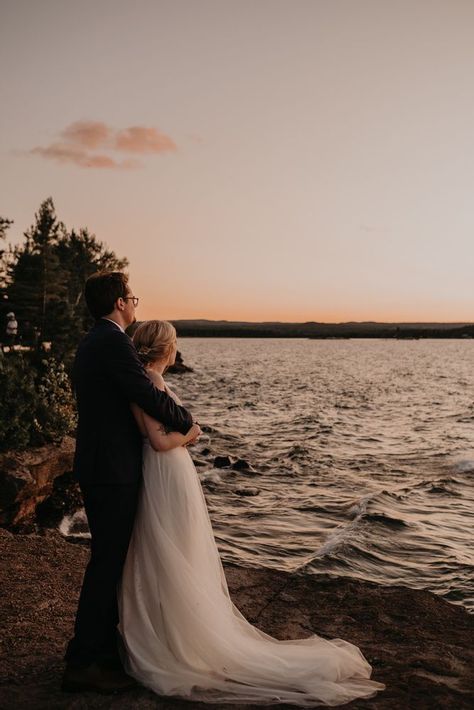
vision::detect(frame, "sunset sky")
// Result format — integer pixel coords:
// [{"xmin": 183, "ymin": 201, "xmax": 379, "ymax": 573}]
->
[{"xmin": 1, "ymin": 0, "xmax": 473, "ymax": 322}]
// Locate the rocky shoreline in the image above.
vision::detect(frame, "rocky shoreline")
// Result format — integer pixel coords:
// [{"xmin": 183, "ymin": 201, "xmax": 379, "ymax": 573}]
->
[
  {"xmin": 0, "ymin": 438, "xmax": 262, "ymax": 532},
  {"xmin": 0, "ymin": 527, "xmax": 473, "ymax": 709},
  {"xmin": 1, "ymin": 439, "xmax": 473, "ymax": 708}
]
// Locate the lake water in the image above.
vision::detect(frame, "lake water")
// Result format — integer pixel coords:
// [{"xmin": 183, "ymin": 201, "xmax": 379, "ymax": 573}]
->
[{"xmin": 63, "ymin": 338, "xmax": 474, "ymax": 611}]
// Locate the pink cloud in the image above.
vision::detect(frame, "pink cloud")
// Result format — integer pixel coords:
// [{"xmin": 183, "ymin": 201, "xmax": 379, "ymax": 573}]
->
[
  {"xmin": 115, "ymin": 126, "xmax": 177, "ymax": 154},
  {"xmin": 30, "ymin": 143, "xmax": 140, "ymax": 169},
  {"xmin": 29, "ymin": 120, "xmax": 177, "ymax": 169},
  {"xmin": 60, "ymin": 120, "xmax": 111, "ymax": 149}
]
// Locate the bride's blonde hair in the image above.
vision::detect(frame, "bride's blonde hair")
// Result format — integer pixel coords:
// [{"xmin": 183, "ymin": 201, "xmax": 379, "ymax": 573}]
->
[{"xmin": 133, "ymin": 320, "xmax": 177, "ymax": 366}]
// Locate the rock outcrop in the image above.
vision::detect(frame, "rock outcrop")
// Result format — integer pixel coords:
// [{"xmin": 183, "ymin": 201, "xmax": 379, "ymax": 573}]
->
[
  {"xmin": 0, "ymin": 528, "xmax": 472, "ymax": 709},
  {"xmin": 0, "ymin": 437, "xmax": 75, "ymax": 529},
  {"xmin": 168, "ymin": 350, "xmax": 193, "ymax": 374}
]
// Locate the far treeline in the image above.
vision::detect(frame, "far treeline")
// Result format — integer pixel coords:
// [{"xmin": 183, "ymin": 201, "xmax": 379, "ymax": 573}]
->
[{"xmin": 172, "ymin": 320, "xmax": 474, "ymax": 339}]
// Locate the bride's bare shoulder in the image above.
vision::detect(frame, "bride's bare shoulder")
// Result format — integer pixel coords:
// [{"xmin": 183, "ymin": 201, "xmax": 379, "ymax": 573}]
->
[{"xmin": 146, "ymin": 369, "xmax": 166, "ymax": 391}]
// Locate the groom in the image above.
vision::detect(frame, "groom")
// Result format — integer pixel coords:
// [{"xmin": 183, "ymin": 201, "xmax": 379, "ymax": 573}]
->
[{"xmin": 62, "ymin": 271, "xmax": 194, "ymax": 693}]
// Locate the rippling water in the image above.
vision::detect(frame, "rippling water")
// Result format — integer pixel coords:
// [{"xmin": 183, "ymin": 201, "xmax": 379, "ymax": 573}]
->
[
  {"xmin": 63, "ymin": 338, "xmax": 474, "ymax": 611},
  {"xmin": 170, "ymin": 338, "xmax": 474, "ymax": 612}
]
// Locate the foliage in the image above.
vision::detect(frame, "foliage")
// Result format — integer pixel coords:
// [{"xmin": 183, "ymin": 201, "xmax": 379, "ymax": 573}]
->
[
  {"xmin": 0, "ymin": 217, "xmax": 13, "ymax": 241},
  {"xmin": 34, "ymin": 356, "xmax": 77, "ymax": 444},
  {"xmin": 0, "ymin": 198, "xmax": 127, "ymax": 451},
  {"xmin": 0, "ymin": 351, "xmax": 77, "ymax": 452},
  {"xmin": 7, "ymin": 199, "xmax": 69, "ymax": 348},
  {"xmin": 55, "ymin": 227, "xmax": 128, "ymax": 358},
  {"xmin": 0, "ymin": 216, "xmax": 13, "ymax": 296},
  {"xmin": 5, "ymin": 197, "xmax": 128, "ymax": 361}
]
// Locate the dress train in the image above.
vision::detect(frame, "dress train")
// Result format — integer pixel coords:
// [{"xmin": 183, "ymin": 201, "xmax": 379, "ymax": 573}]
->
[{"xmin": 119, "ymin": 443, "xmax": 385, "ymax": 706}]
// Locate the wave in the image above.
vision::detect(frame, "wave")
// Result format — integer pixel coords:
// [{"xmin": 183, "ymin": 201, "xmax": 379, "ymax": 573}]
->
[
  {"xmin": 59, "ymin": 509, "xmax": 90, "ymax": 538},
  {"xmin": 295, "ymin": 491, "xmax": 385, "ymax": 569},
  {"xmin": 453, "ymin": 459, "xmax": 474, "ymax": 473},
  {"xmin": 427, "ymin": 483, "xmax": 461, "ymax": 496},
  {"xmin": 362, "ymin": 512, "xmax": 410, "ymax": 528},
  {"xmin": 287, "ymin": 444, "xmax": 312, "ymax": 459}
]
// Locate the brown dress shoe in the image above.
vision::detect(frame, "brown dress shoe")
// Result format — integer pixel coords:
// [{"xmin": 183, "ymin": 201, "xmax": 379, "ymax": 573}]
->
[{"xmin": 61, "ymin": 662, "xmax": 138, "ymax": 694}]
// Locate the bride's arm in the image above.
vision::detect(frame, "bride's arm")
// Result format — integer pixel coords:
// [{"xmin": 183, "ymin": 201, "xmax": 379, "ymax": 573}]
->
[
  {"xmin": 142, "ymin": 413, "xmax": 199, "ymax": 451},
  {"xmin": 138, "ymin": 370, "xmax": 200, "ymax": 452}
]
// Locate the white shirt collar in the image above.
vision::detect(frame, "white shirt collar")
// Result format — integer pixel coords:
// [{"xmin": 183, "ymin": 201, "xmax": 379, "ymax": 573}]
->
[{"xmin": 101, "ymin": 317, "xmax": 125, "ymax": 333}]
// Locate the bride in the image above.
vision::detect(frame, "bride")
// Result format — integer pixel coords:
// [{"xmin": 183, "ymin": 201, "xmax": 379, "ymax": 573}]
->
[{"xmin": 118, "ymin": 320, "xmax": 385, "ymax": 706}]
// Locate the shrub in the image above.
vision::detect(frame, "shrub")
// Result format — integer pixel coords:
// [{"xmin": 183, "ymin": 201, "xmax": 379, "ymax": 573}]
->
[{"xmin": 0, "ymin": 351, "xmax": 76, "ymax": 452}]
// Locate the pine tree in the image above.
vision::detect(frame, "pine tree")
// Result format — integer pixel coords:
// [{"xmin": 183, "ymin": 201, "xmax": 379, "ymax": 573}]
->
[
  {"xmin": 55, "ymin": 227, "xmax": 128, "ymax": 355},
  {"xmin": 6, "ymin": 198, "xmax": 128, "ymax": 360},
  {"xmin": 0, "ymin": 216, "xmax": 13, "ymax": 306},
  {"xmin": 0, "ymin": 217, "xmax": 13, "ymax": 241},
  {"xmin": 7, "ymin": 198, "xmax": 68, "ymax": 345}
]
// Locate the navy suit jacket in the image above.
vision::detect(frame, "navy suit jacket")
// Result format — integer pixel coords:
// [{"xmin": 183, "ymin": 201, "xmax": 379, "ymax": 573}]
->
[{"xmin": 72, "ymin": 319, "xmax": 193, "ymax": 485}]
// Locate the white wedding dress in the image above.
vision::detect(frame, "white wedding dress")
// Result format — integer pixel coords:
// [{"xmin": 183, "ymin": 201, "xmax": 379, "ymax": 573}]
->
[{"xmin": 118, "ymin": 389, "xmax": 385, "ymax": 707}]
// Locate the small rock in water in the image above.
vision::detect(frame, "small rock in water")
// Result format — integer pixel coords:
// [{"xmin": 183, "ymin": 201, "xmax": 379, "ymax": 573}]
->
[
  {"xmin": 201, "ymin": 425, "xmax": 217, "ymax": 433},
  {"xmin": 214, "ymin": 455, "xmax": 233, "ymax": 468},
  {"xmin": 231, "ymin": 458, "xmax": 256, "ymax": 472},
  {"xmin": 234, "ymin": 486, "xmax": 260, "ymax": 497}
]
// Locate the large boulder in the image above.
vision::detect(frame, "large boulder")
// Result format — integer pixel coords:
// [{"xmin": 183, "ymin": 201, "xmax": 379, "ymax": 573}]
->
[{"xmin": 0, "ymin": 437, "xmax": 75, "ymax": 528}]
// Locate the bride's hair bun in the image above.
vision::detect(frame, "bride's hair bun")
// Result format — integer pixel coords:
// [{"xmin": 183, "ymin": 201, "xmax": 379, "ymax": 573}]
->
[{"xmin": 132, "ymin": 320, "xmax": 177, "ymax": 366}]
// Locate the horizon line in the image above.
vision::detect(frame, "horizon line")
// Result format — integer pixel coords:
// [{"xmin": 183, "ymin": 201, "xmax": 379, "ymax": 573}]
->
[{"xmin": 162, "ymin": 318, "xmax": 474, "ymax": 326}]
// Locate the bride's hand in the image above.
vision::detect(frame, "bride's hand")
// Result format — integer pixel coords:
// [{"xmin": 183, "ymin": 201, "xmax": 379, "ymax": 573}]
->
[{"xmin": 185, "ymin": 423, "xmax": 202, "ymax": 446}]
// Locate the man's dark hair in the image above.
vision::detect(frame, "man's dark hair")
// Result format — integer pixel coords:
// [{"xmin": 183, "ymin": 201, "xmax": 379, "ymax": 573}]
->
[{"xmin": 85, "ymin": 271, "xmax": 129, "ymax": 319}]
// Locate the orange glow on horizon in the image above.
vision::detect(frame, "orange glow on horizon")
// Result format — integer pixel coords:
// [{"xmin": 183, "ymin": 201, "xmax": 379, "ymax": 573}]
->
[{"xmin": 140, "ymin": 303, "xmax": 473, "ymax": 325}]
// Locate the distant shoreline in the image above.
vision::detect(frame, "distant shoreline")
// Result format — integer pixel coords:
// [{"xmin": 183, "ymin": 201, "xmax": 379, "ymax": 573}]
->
[{"xmin": 171, "ymin": 320, "xmax": 474, "ymax": 339}]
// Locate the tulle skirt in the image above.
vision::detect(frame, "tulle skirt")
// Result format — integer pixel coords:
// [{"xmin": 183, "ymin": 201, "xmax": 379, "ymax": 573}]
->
[{"xmin": 118, "ymin": 443, "xmax": 385, "ymax": 706}]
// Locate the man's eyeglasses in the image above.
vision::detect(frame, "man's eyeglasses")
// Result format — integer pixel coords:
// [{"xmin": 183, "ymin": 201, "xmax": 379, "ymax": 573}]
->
[{"xmin": 124, "ymin": 296, "xmax": 139, "ymax": 307}]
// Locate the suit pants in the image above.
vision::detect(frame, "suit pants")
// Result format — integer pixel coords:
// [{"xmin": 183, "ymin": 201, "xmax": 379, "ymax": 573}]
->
[{"xmin": 65, "ymin": 482, "xmax": 140, "ymax": 668}]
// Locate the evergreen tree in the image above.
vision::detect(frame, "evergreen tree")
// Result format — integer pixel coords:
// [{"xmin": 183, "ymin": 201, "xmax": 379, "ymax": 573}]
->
[
  {"xmin": 0, "ymin": 216, "xmax": 13, "ymax": 308},
  {"xmin": 55, "ymin": 227, "xmax": 128, "ymax": 354},
  {"xmin": 6, "ymin": 198, "xmax": 128, "ymax": 360},
  {"xmin": 7, "ymin": 198, "xmax": 68, "ymax": 345},
  {"xmin": 0, "ymin": 217, "xmax": 13, "ymax": 240},
  {"xmin": 1, "ymin": 201, "xmax": 129, "ymax": 450}
]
